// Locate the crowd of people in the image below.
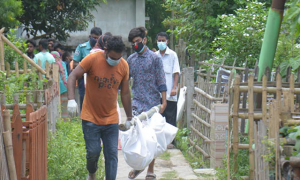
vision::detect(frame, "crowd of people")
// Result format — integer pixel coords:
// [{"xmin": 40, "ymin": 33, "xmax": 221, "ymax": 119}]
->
[{"xmin": 26, "ymin": 26, "xmax": 180, "ymax": 180}]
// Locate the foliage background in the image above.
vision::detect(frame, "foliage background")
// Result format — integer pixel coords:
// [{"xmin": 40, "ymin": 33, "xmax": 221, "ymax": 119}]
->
[{"xmin": 47, "ymin": 119, "xmax": 105, "ymax": 180}]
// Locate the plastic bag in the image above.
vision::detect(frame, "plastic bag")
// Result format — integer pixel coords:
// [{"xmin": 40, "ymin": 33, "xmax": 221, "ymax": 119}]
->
[
  {"xmin": 177, "ymin": 86, "xmax": 187, "ymax": 122},
  {"xmin": 149, "ymin": 112, "xmax": 178, "ymax": 157},
  {"xmin": 120, "ymin": 118, "xmax": 157, "ymax": 170},
  {"xmin": 148, "ymin": 112, "xmax": 167, "ymax": 158}
]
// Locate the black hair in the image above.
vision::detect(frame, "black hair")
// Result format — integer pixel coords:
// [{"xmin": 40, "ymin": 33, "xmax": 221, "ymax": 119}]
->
[
  {"xmin": 48, "ymin": 38, "xmax": 55, "ymax": 43},
  {"xmin": 62, "ymin": 51, "xmax": 71, "ymax": 61},
  {"xmin": 128, "ymin": 27, "xmax": 147, "ymax": 43},
  {"xmin": 156, "ymin": 32, "xmax": 168, "ymax": 40},
  {"xmin": 26, "ymin": 39, "xmax": 36, "ymax": 47},
  {"xmin": 54, "ymin": 43, "xmax": 64, "ymax": 51},
  {"xmin": 104, "ymin": 32, "xmax": 113, "ymax": 36},
  {"xmin": 39, "ymin": 39, "xmax": 48, "ymax": 50},
  {"xmin": 90, "ymin": 27, "xmax": 102, "ymax": 36},
  {"xmin": 98, "ymin": 33, "xmax": 113, "ymax": 50},
  {"xmin": 106, "ymin": 36, "xmax": 125, "ymax": 53}
]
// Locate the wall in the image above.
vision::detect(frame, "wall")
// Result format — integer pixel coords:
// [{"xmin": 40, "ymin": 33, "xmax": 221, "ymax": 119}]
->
[{"xmin": 65, "ymin": 0, "xmax": 145, "ymax": 49}]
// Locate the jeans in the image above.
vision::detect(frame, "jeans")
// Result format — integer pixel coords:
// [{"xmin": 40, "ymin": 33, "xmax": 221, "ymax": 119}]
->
[
  {"xmin": 82, "ymin": 120, "xmax": 119, "ymax": 180},
  {"xmin": 78, "ymin": 77, "xmax": 85, "ymax": 112}
]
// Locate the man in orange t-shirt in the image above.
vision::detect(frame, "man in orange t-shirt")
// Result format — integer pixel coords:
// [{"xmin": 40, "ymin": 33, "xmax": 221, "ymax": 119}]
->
[{"xmin": 67, "ymin": 36, "xmax": 132, "ymax": 180}]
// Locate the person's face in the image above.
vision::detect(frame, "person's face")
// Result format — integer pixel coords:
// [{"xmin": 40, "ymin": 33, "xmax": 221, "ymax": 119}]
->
[
  {"xmin": 66, "ymin": 56, "xmax": 73, "ymax": 62},
  {"xmin": 132, "ymin": 36, "xmax": 147, "ymax": 46},
  {"xmin": 48, "ymin": 41, "xmax": 54, "ymax": 50},
  {"xmin": 157, "ymin": 36, "xmax": 168, "ymax": 44},
  {"xmin": 27, "ymin": 43, "xmax": 35, "ymax": 53},
  {"xmin": 105, "ymin": 50, "xmax": 122, "ymax": 61},
  {"xmin": 56, "ymin": 48, "xmax": 64, "ymax": 55},
  {"xmin": 89, "ymin": 34, "xmax": 101, "ymax": 40}
]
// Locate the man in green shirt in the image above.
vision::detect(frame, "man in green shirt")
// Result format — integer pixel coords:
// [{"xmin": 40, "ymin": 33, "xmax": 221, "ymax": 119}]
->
[{"xmin": 33, "ymin": 39, "xmax": 55, "ymax": 69}]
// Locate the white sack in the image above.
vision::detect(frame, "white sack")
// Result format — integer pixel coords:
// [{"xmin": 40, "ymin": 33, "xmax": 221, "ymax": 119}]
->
[
  {"xmin": 121, "ymin": 118, "xmax": 157, "ymax": 170},
  {"xmin": 177, "ymin": 86, "xmax": 187, "ymax": 122}
]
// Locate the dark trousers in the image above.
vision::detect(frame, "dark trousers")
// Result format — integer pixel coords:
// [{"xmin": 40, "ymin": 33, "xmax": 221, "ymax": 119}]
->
[
  {"xmin": 162, "ymin": 100, "xmax": 177, "ymax": 144},
  {"xmin": 82, "ymin": 120, "xmax": 119, "ymax": 180}
]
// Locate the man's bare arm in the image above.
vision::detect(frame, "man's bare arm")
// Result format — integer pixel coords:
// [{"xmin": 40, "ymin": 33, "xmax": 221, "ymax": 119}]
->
[
  {"xmin": 67, "ymin": 65, "xmax": 85, "ymax": 100},
  {"xmin": 120, "ymin": 79, "xmax": 132, "ymax": 120}
]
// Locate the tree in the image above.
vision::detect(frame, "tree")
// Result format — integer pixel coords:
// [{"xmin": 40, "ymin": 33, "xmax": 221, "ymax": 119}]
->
[
  {"xmin": 211, "ymin": 1, "xmax": 268, "ymax": 68},
  {"xmin": 162, "ymin": 0, "xmax": 272, "ymax": 63},
  {"xmin": 162, "ymin": 0, "xmax": 239, "ymax": 60},
  {"xmin": 19, "ymin": 0, "xmax": 106, "ymax": 41},
  {"xmin": 145, "ymin": 0, "xmax": 170, "ymax": 49},
  {"xmin": 0, "ymin": 0, "xmax": 23, "ymax": 29}
]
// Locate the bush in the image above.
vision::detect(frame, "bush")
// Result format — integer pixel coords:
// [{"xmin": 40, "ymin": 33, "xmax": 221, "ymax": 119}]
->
[
  {"xmin": 211, "ymin": 1, "xmax": 268, "ymax": 68},
  {"xmin": 47, "ymin": 118, "xmax": 105, "ymax": 180}
]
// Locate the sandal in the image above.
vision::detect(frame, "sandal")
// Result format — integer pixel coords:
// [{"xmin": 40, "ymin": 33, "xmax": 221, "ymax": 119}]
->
[
  {"xmin": 128, "ymin": 169, "xmax": 144, "ymax": 179},
  {"xmin": 145, "ymin": 173, "xmax": 156, "ymax": 180}
]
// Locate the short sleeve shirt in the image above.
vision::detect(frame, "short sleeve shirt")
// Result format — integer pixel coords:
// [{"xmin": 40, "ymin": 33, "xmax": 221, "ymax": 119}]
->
[
  {"xmin": 127, "ymin": 48, "xmax": 167, "ymax": 114},
  {"xmin": 79, "ymin": 51, "xmax": 129, "ymax": 125},
  {"xmin": 73, "ymin": 41, "xmax": 92, "ymax": 62},
  {"xmin": 33, "ymin": 52, "xmax": 55, "ymax": 69},
  {"xmin": 156, "ymin": 47, "xmax": 180, "ymax": 101}
]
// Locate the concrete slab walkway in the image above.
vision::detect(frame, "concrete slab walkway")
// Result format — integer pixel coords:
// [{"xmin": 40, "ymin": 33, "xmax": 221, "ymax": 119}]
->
[{"xmin": 117, "ymin": 108, "xmax": 200, "ymax": 180}]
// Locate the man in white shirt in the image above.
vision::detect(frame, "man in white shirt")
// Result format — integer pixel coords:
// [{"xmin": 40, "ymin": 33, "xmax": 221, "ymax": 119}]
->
[{"xmin": 155, "ymin": 32, "xmax": 180, "ymax": 149}]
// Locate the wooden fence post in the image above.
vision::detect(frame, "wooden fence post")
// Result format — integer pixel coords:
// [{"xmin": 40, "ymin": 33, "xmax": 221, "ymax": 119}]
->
[
  {"xmin": 15, "ymin": 61, "xmax": 19, "ymax": 77},
  {"xmin": 184, "ymin": 67, "xmax": 194, "ymax": 129},
  {"xmin": 0, "ymin": 105, "xmax": 9, "ymax": 180},
  {"xmin": 3, "ymin": 110, "xmax": 17, "ymax": 180},
  {"xmin": 0, "ymin": 28, "xmax": 4, "ymax": 71},
  {"xmin": 248, "ymin": 75, "xmax": 255, "ymax": 179},
  {"xmin": 6, "ymin": 62, "xmax": 10, "ymax": 76},
  {"xmin": 232, "ymin": 75, "xmax": 241, "ymax": 179}
]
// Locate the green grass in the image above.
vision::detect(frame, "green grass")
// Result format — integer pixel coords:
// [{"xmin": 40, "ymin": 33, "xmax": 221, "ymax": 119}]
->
[
  {"xmin": 160, "ymin": 170, "xmax": 178, "ymax": 180},
  {"xmin": 160, "ymin": 151, "xmax": 171, "ymax": 160},
  {"xmin": 47, "ymin": 118, "xmax": 105, "ymax": 180}
]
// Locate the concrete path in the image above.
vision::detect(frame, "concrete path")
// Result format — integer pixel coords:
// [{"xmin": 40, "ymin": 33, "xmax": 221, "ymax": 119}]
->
[{"xmin": 117, "ymin": 108, "xmax": 201, "ymax": 180}]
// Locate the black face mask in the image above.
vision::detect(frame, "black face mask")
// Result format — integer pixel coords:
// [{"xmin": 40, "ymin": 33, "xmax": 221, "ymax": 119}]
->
[
  {"xmin": 89, "ymin": 37, "xmax": 97, "ymax": 47},
  {"xmin": 132, "ymin": 39, "xmax": 145, "ymax": 53}
]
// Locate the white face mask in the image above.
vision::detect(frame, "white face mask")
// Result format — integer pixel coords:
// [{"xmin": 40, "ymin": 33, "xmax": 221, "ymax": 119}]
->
[{"xmin": 157, "ymin": 41, "xmax": 167, "ymax": 51}]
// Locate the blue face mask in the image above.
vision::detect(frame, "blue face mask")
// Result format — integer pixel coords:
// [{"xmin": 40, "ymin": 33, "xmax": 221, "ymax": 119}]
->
[
  {"xmin": 157, "ymin": 42, "xmax": 167, "ymax": 51},
  {"xmin": 106, "ymin": 56, "xmax": 121, "ymax": 66}
]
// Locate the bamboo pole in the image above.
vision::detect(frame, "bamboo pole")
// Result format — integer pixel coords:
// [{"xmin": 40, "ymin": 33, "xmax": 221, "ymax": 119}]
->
[
  {"xmin": 232, "ymin": 75, "xmax": 241, "ymax": 178},
  {"xmin": 248, "ymin": 75, "xmax": 255, "ymax": 179},
  {"xmin": 0, "ymin": 34, "xmax": 46, "ymax": 74},
  {"xmin": 3, "ymin": 110, "xmax": 17, "ymax": 180},
  {"xmin": 239, "ymin": 86, "xmax": 300, "ymax": 94},
  {"xmin": 6, "ymin": 62, "xmax": 10, "ymax": 76},
  {"xmin": 23, "ymin": 61, "xmax": 27, "ymax": 74},
  {"xmin": 290, "ymin": 74, "xmax": 295, "ymax": 112},
  {"xmin": 0, "ymin": 28, "xmax": 4, "ymax": 71},
  {"xmin": 190, "ymin": 125, "xmax": 212, "ymax": 143},
  {"xmin": 15, "ymin": 61, "xmax": 19, "ymax": 77},
  {"xmin": 262, "ymin": 75, "xmax": 267, "ymax": 125},
  {"xmin": 188, "ymin": 138, "xmax": 210, "ymax": 158}
]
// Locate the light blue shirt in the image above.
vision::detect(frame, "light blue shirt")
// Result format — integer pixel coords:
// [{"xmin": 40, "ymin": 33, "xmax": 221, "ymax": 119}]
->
[
  {"xmin": 73, "ymin": 41, "xmax": 92, "ymax": 62},
  {"xmin": 33, "ymin": 52, "xmax": 55, "ymax": 69},
  {"xmin": 59, "ymin": 61, "xmax": 68, "ymax": 94}
]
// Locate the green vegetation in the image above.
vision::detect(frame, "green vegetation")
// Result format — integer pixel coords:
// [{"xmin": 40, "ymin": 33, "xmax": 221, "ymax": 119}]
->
[
  {"xmin": 215, "ymin": 135, "xmax": 249, "ymax": 180},
  {"xmin": 4, "ymin": 28, "xmax": 29, "ymax": 70},
  {"xmin": 160, "ymin": 170, "xmax": 177, "ymax": 180},
  {"xmin": 47, "ymin": 118, "xmax": 105, "ymax": 180},
  {"xmin": 160, "ymin": 151, "xmax": 171, "ymax": 160},
  {"xmin": 0, "ymin": 0, "xmax": 23, "ymax": 29},
  {"xmin": 175, "ymin": 128, "xmax": 206, "ymax": 169},
  {"xmin": 211, "ymin": 1, "xmax": 268, "ymax": 68},
  {"xmin": 19, "ymin": 0, "xmax": 107, "ymax": 40}
]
